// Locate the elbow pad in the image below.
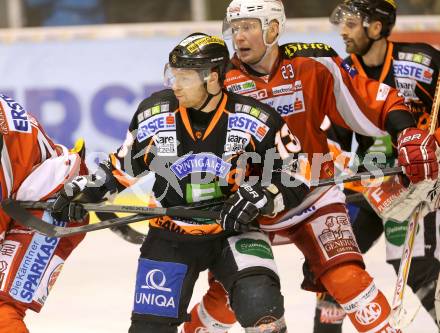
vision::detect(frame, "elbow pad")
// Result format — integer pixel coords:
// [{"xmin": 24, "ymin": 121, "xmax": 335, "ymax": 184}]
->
[{"xmin": 385, "ymin": 110, "xmax": 416, "ymax": 142}]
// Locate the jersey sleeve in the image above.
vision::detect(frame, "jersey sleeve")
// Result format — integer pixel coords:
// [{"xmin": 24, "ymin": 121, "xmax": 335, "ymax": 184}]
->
[
  {"xmin": 0, "ymin": 95, "xmax": 60, "ymax": 234},
  {"xmin": 104, "ymin": 90, "xmax": 177, "ymax": 193},
  {"xmin": 105, "ymin": 98, "xmax": 155, "ymax": 192},
  {"xmin": 312, "ymin": 55, "xmax": 414, "ymax": 139},
  {"xmin": 0, "ymin": 96, "xmax": 59, "ymax": 198}
]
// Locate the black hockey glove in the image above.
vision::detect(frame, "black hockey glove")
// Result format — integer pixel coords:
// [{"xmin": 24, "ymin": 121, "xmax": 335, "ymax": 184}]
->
[
  {"xmin": 52, "ymin": 176, "xmax": 89, "ymax": 222},
  {"xmin": 52, "ymin": 174, "xmax": 109, "ymax": 222},
  {"xmin": 220, "ymin": 184, "xmax": 284, "ymax": 232}
]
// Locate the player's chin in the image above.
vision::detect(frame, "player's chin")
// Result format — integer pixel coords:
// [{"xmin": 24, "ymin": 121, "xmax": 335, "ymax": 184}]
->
[
  {"xmin": 175, "ymin": 96, "xmax": 186, "ymax": 105},
  {"xmin": 345, "ymin": 44, "xmax": 356, "ymax": 54},
  {"xmin": 237, "ymin": 49, "xmax": 254, "ymax": 61},
  {"xmin": 177, "ymin": 98, "xmax": 192, "ymax": 108}
]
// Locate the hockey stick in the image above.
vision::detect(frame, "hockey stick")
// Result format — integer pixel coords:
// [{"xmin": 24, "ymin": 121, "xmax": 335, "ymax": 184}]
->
[
  {"xmin": 1, "ymin": 166, "xmax": 403, "ymax": 238},
  {"xmin": 98, "ymin": 212, "xmax": 146, "ymax": 245},
  {"xmin": 108, "ymin": 191, "xmax": 367, "ymax": 245},
  {"xmin": 389, "ymin": 206, "xmax": 423, "ymax": 329},
  {"xmin": 0, "ymin": 198, "xmax": 223, "ymax": 238},
  {"xmin": 435, "ymin": 271, "xmax": 440, "ymax": 327},
  {"xmin": 390, "ymin": 74, "xmax": 440, "ymax": 329},
  {"xmin": 5, "ymin": 200, "xmax": 221, "ymax": 218},
  {"xmin": 314, "ymin": 166, "xmax": 402, "ymax": 187}
]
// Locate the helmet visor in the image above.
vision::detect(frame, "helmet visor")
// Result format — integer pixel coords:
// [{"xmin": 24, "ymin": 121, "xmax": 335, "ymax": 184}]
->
[
  {"xmin": 222, "ymin": 17, "xmax": 232, "ymax": 39},
  {"xmin": 163, "ymin": 63, "xmax": 210, "ymax": 89},
  {"xmin": 222, "ymin": 17, "xmax": 262, "ymax": 40},
  {"xmin": 330, "ymin": 3, "xmax": 364, "ymax": 26}
]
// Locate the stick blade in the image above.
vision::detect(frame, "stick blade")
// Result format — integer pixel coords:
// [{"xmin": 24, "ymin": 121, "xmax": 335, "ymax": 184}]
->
[{"xmin": 1, "ymin": 199, "xmax": 57, "ymax": 237}]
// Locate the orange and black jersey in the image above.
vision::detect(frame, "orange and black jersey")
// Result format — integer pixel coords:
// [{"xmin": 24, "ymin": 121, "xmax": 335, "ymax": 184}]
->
[
  {"xmin": 346, "ymin": 41, "xmax": 439, "ymax": 131},
  {"xmin": 106, "ymin": 89, "xmax": 308, "ymax": 236},
  {"xmin": 329, "ymin": 41, "xmax": 439, "ymax": 163},
  {"xmin": 225, "ymin": 42, "xmax": 415, "ymax": 182}
]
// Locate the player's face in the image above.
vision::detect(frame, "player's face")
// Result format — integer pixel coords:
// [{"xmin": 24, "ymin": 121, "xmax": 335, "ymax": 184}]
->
[
  {"xmin": 339, "ymin": 16, "xmax": 370, "ymax": 55},
  {"xmin": 230, "ymin": 18, "xmax": 266, "ymax": 65},
  {"xmin": 169, "ymin": 68, "xmax": 207, "ymax": 108}
]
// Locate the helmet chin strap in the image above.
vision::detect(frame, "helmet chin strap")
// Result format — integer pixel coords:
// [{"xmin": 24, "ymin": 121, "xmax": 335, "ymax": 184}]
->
[
  {"xmin": 358, "ymin": 21, "xmax": 382, "ymax": 56},
  {"xmin": 197, "ymin": 87, "xmax": 222, "ymax": 111}
]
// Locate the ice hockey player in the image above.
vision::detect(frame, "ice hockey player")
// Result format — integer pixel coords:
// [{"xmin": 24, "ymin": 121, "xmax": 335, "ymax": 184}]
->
[
  {"xmin": 50, "ymin": 33, "xmax": 311, "ymax": 333},
  {"xmin": 181, "ymin": 0, "xmax": 439, "ymax": 333},
  {"xmin": 311, "ymin": 0, "xmax": 440, "ymax": 331},
  {"xmin": 0, "ymin": 95, "xmax": 88, "ymax": 333}
]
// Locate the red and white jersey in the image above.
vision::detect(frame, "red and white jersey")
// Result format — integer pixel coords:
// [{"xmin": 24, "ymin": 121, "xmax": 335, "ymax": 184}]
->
[
  {"xmin": 0, "ymin": 95, "xmax": 60, "ymax": 236},
  {"xmin": 225, "ymin": 42, "xmax": 411, "ymax": 231},
  {"xmin": 225, "ymin": 42, "xmax": 409, "ymax": 182}
]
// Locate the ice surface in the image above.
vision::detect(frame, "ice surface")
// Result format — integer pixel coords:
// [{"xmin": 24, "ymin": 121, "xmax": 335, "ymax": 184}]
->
[{"xmin": 26, "ymin": 229, "xmax": 436, "ymax": 332}]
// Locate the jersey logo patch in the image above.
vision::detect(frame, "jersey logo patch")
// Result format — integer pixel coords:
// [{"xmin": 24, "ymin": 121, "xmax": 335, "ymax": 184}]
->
[
  {"xmin": 224, "ymin": 130, "xmax": 251, "ymax": 155},
  {"xmin": 264, "ymin": 81, "xmax": 305, "ymax": 116},
  {"xmin": 0, "ymin": 240, "xmax": 20, "ymax": 291},
  {"xmin": 283, "ymin": 42, "xmax": 336, "ymax": 58},
  {"xmin": 9, "ymin": 211, "xmax": 62, "ymax": 303},
  {"xmin": 227, "ymin": 113, "xmax": 269, "ymax": 141},
  {"xmin": 226, "ymin": 80, "xmax": 256, "ymax": 94},
  {"xmin": 397, "ymin": 52, "xmax": 432, "ymax": 66},
  {"xmin": 244, "ymin": 89, "xmax": 268, "ymax": 100},
  {"xmin": 137, "ymin": 103, "xmax": 170, "ymax": 123},
  {"xmin": 0, "ymin": 95, "xmax": 31, "ymax": 134},
  {"xmin": 311, "ymin": 213, "xmax": 360, "ymax": 261},
  {"xmin": 170, "ymin": 153, "xmax": 232, "ymax": 180},
  {"xmin": 234, "ymin": 104, "xmax": 270, "ymax": 122},
  {"xmin": 133, "ymin": 258, "xmax": 187, "ymax": 318},
  {"xmin": 376, "ymin": 83, "xmax": 391, "ymax": 101},
  {"xmin": 154, "ymin": 131, "xmax": 177, "ymax": 156},
  {"xmin": 341, "ymin": 60, "xmax": 358, "ymax": 78},
  {"xmin": 34, "ymin": 255, "xmax": 64, "ymax": 306},
  {"xmin": 137, "ymin": 113, "xmax": 176, "ymax": 143},
  {"xmin": 394, "ymin": 77, "xmax": 418, "ymax": 102},
  {"xmin": 393, "ymin": 60, "xmax": 433, "ymax": 84},
  {"xmin": 272, "ymin": 84, "xmax": 294, "ymax": 96}
]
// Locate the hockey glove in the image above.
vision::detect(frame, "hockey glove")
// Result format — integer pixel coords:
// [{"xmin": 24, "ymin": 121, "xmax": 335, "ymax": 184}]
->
[
  {"xmin": 52, "ymin": 174, "xmax": 109, "ymax": 222},
  {"xmin": 52, "ymin": 176, "xmax": 89, "ymax": 222},
  {"xmin": 220, "ymin": 184, "xmax": 284, "ymax": 232},
  {"xmin": 397, "ymin": 128, "xmax": 439, "ymax": 184}
]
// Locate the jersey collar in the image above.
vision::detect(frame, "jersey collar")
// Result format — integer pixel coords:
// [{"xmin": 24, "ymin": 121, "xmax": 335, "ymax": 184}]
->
[{"xmin": 178, "ymin": 93, "xmax": 228, "ymax": 141}]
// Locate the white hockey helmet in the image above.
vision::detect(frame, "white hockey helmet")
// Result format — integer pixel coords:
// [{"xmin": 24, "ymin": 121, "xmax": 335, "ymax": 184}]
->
[{"xmin": 224, "ymin": 0, "xmax": 286, "ymax": 43}]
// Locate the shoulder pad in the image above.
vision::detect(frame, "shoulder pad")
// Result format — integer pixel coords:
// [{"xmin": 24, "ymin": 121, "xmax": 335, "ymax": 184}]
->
[
  {"xmin": 393, "ymin": 42, "xmax": 440, "ymax": 67},
  {"xmin": 229, "ymin": 92, "xmax": 278, "ymax": 123},
  {"xmin": 136, "ymin": 89, "xmax": 177, "ymax": 123},
  {"xmin": 281, "ymin": 42, "xmax": 338, "ymax": 59}
]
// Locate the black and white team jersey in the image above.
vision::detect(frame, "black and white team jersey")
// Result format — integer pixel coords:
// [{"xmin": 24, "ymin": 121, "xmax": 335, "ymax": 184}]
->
[{"xmin": 104, "ymin": 89, "xmax": 308, "ymax": 237}]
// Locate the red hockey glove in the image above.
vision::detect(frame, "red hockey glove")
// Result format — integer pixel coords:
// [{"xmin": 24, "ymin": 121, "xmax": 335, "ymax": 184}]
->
[{"xmin": 397, "ymin": 128, "xmax": 438, "ymax": 184}]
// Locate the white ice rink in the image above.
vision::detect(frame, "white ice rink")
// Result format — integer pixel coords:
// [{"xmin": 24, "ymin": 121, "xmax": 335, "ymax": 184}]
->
[{"xmin": 26, "ymin": 227, "xmax": 437, "ymax": 333}]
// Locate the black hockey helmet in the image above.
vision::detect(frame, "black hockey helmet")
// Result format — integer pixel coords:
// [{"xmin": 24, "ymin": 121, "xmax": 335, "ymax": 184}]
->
[
  {"xmin": 330, "ymin": 0, "xmax": 396, "ymax": 37},
  {"xmin": 168, "ymin": 33, "xmax": 230, "ymax": 81}
]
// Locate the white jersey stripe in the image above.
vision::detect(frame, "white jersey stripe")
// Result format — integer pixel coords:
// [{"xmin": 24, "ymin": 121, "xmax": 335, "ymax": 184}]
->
[
  {"xmin": 36, "ymin": 127, "xmax": 57, "ymax": 161},
  {"xmin": 312, "ymin": 57, "xmax": 387, "ymax": 137},
  {"xmin": 1, "ymin": 143, "xmax": 13, "ymax": 198}
]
